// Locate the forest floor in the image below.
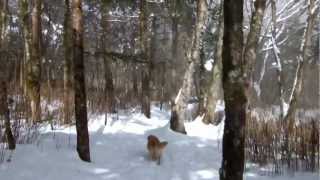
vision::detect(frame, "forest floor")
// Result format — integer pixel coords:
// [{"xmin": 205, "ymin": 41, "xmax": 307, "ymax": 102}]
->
[{"xmin": 0, "ymin": 106, "xmax": 318, "ymax": 180}]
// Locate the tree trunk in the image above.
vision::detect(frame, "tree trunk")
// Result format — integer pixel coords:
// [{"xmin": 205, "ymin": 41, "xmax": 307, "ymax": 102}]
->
[
  {"xmin": 270, "ymin": 0, "xmax": 285, "ymax": 121},
  {"xmin": 0, "ymin": 0, "xmax": 15, "ymax": 150},
  {"xmin": 0, "ymin": 81, "xmax": 16, "ymax": 150},
  {"xmin": 170, "ymin": 0, "xmax": 207, "ymax": 134},
  {"xmin": 19, "ymin": 0, "xmax": 32, "ymax": 98},
  {"xmin": 170, "ymin": 0, "xmax": 179, "ymax": 100},
  {"xmin": 197, "ymin": 44, "xmax": 206, "ymax": 115},
  {"xmin": 219, "ymin": 0, "xmax": 246, "ymax": 180},
  {"xmin": 104, "ymin": 58, "xmax": 115, "ymax": 113},
  {"xmin": 283, "ymin": 0, "xmax": 317, "ymax": 128},
  {"xmin": 101, "ymin": 0, "xmax": 116, "ymax": 120},
  {"xmin": 141, "ymin": 71, "xmax": 151, "ymax": 117},
  {"xmin": 26, "ymin": 0, "xmax": 42, "ymax": 123},
  {"xmin": 310, "ymin": 119, "xmax": 318, "ymax": 172},
  {"xmin": 282, "ymin": 0, "xmax": 317, "ymax": 168},
  {"xmin": 243, "ymin": 0, "xmax": 267, "ymax": 104},
  {"xmin": 140, "ymin": 0, "xmax": 151, "ymax": 118},
  {"xmin": 63, "ymin": 0, "xmax": 73, "ymax": 124},
  {"xmin": 270, "ymin": 0, "xmax": 288, "ymax": 165},
  {"xmin": 0, "ymin": 0, "xmax": 8, "ymax": 41},
  {"xmin": 203, "ymin": 1, "xmax": 224, "ymax": 125},
  {"xmin": 72, "ymin": 0, "xmax": 91, "ymax": 162}
]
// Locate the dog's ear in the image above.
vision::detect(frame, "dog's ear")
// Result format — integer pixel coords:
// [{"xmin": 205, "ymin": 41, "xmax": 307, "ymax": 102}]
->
[{"xmin": 147, "ymin": 134, "xmax": 157, "ymax": 140}]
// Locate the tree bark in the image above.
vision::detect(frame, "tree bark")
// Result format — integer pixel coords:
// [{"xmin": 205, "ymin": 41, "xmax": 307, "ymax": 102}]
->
[
  {"xmin": 63, "ymin": 0, "xmax": 73, "ymax": 124},
  {"xmin": 219, "ymin": 0, "xmax": 246, "ymax": 180},
  {"xmin": 72, "ymin": 0, "xmax": 91, "ymax": 162},
  {"xmin": 170, "ymin": 0, "xmax": 207, "ymax": 134}
]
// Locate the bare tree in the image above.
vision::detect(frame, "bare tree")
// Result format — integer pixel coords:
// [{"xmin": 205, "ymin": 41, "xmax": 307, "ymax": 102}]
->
[
  {"xmin": 72, "ymin": 0, "xmax": 91, "ymax": 162},
  {"xmin": 270, "ymin": 0, "xmax": 285, "ymax": 121},
  {"xmin": 170, "ymin": 0, "xmax": 207, "ymax": 134},
  {"xmin": 0, "ymin": 0, "xmax": 15, "ymax": 151},
  {"xmin": 219, "ymin": 0, "xmax": 245, "ymax": 179},
  {"xmin": 283, "ymin": 0, "xmax": 318, "ymax": 129},
  {"xmin": 101, "ymin": 0, "xmax": 116, "ymax": 125},
  {"xmin": 0, "ymin": 82, "xmax": 16, "ymax": 150},
  {"xmin": 63, "ymin": 0, "xmax": 73, "ymax": 124},
  {"xmin": 220, "ymin": 0, "xmax": 267, "ymax": 179},
  {"xmin": 244, "ymin": 0, "xmax": 267, "ymax": 102},
  {"xmin": 26, "ymin": 0, "xmax": 42, "ymax": 123},
  {"xmin": 140, "ymin": 0, "xmax": 151, "ymax": 118},
  {"xmin": 0, "ymin": 0, "xmax": 8, "ymax": 41},
  {"xmin": 203, "ymin": 1, "xmax": 224, "ymax": 124},
  {"xmin": 19, "ymin": 0, "xmax": 31, "ymax": 97},
  {"xmin": 282, "ymin": 0, "xmax": 318, "ymax": 167},
  {"xmin": 169, "ymin": 0, "xmax": 179, "ymax": 99}
]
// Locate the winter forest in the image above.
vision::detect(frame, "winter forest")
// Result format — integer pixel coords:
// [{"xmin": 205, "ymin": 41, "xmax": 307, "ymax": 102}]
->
[{"xmin": 0, "ymin": 0, "xmax": 319, "ymax": 180}]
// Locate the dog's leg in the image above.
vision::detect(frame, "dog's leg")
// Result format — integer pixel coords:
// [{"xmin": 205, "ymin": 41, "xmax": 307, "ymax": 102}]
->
[{"xmin": 157, "ymin": 156, "xmax": 161, "ymax": 165}]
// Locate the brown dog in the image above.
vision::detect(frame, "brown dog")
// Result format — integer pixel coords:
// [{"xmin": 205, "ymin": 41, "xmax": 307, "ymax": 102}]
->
[{"xmin": 147, "ymin": 135, "xmax": 168, "ymax": 165}]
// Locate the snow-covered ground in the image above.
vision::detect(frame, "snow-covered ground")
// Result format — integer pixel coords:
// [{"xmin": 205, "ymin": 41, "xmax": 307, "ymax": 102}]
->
[{"xmin": 0, "ymin": 107, "xmax": 318, "ymax": 180}]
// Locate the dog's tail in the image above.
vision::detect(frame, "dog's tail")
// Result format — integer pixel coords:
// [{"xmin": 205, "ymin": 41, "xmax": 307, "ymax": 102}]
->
[{"xmin": 159, "ymin": 141, "xmax": 168, "ymax": 149}]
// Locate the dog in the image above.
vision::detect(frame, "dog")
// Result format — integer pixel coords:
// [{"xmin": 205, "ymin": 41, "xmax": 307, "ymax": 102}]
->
[{"xmin": 147, "ymin": 135, "xmax": 168, "ymax": 165}]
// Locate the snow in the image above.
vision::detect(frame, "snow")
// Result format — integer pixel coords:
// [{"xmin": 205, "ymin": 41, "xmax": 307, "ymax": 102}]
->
[
  {"xmin": 283, "ymin": 102, "xmax": 289, "ymax": 117},
  {"xmin": 174, "ymin": 88, "xmax": 182, "ymax": 104},
  {"xmin": 0, "ymin": 106, "xmax": 318, "ymax": 180},
  {"xmin": 185, "ymin": 115, "xmax": 224, "ymax": 141},
  {"xmin": 253, "ymin": 81, "xmax": 261, "ymax": 97},
  {"xmin": 204, "ymin": 59, "xmax": 214, "ymax": 71}
]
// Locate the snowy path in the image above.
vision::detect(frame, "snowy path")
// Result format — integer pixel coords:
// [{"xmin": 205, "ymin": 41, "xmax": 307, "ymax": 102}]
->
[{"xmin": 0, "ymin": 107, "xmax": 318, "ymax": 180}]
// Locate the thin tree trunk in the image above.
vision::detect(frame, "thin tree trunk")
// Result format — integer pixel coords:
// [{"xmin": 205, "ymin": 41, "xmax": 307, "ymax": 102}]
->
[
  {"xmin": 63, "ymin": 0, "xmax": 73, "ymax": 124},
  {"xmin": 203, "ymin": 1, "xmax": 224, "ymax": 124},
  {"xmin": 243, "ymin": 0, "xmax": 267, "ymax": 104},
  {"xmin": 282, "ymin": 0, "xmax": 317, "ymax": 168},
  {"xmin": 27, "ymin": 0, "xmax": 42, "ymax": 123},
  {"xmin": 170, "ymin": 0, "xmax": 179, "ymax": 100},
  {"xmin": 283, "ymin": 0, "xmax": 317, "ymax": 128},
  {"xmin": 104, "ymin": 57, "xmax": 115, "ymax": 112},
  {"xmin": 140, "ymin": 0, "xmax": 151, "ymax": 118},
  {"xmin": 198, "ymin": 43, "xmax": 206, "ymax": 115},
  {"xmin": 72, "ymin": 0, "xmax": 90, "ymax": 162},
  {"xmin": 0, "ymin": 0, "xmax": 8, "ymax": 41},
  {"xmin": 219, "ymin": 0, "xmax": 246, "ymax": 180},
  {"xmin": 0, "ymin": 0, "xmax": 15, "ymax": 150},
  {"xmin": 270, "ymin": 0, "xmax": 288, "ymax": 165},
  {"xmin": 19, "ymin": 0, "xmax": 32, "ymax": 98},
  {"xmin": 0, "ymin": 81, "xmax": 16, "ymax": 150},
  {"xmin": 170, "ymin": 0, "xmax": 207, "ymax": 134},
  {"xmin": 101, "ymin": 0, "xmax": 116, "ymax": 125},
  {"xmin": 310, "ymin": 119, "xmax": 318, "ymax": 172},
  {"xmin": 160, "ymin": 62, "xmax": 165, "ymax": 110},
  {"xmin": 132, "ymin": 65, "xmax": 138, "ymax": 102},
  {"xmin": 271, "ymin": 0, "xmax": 285, "ymax": 121},
  {"xmin": 141, "ymin": 71, "xmax": 151, "ymax": 117}
]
